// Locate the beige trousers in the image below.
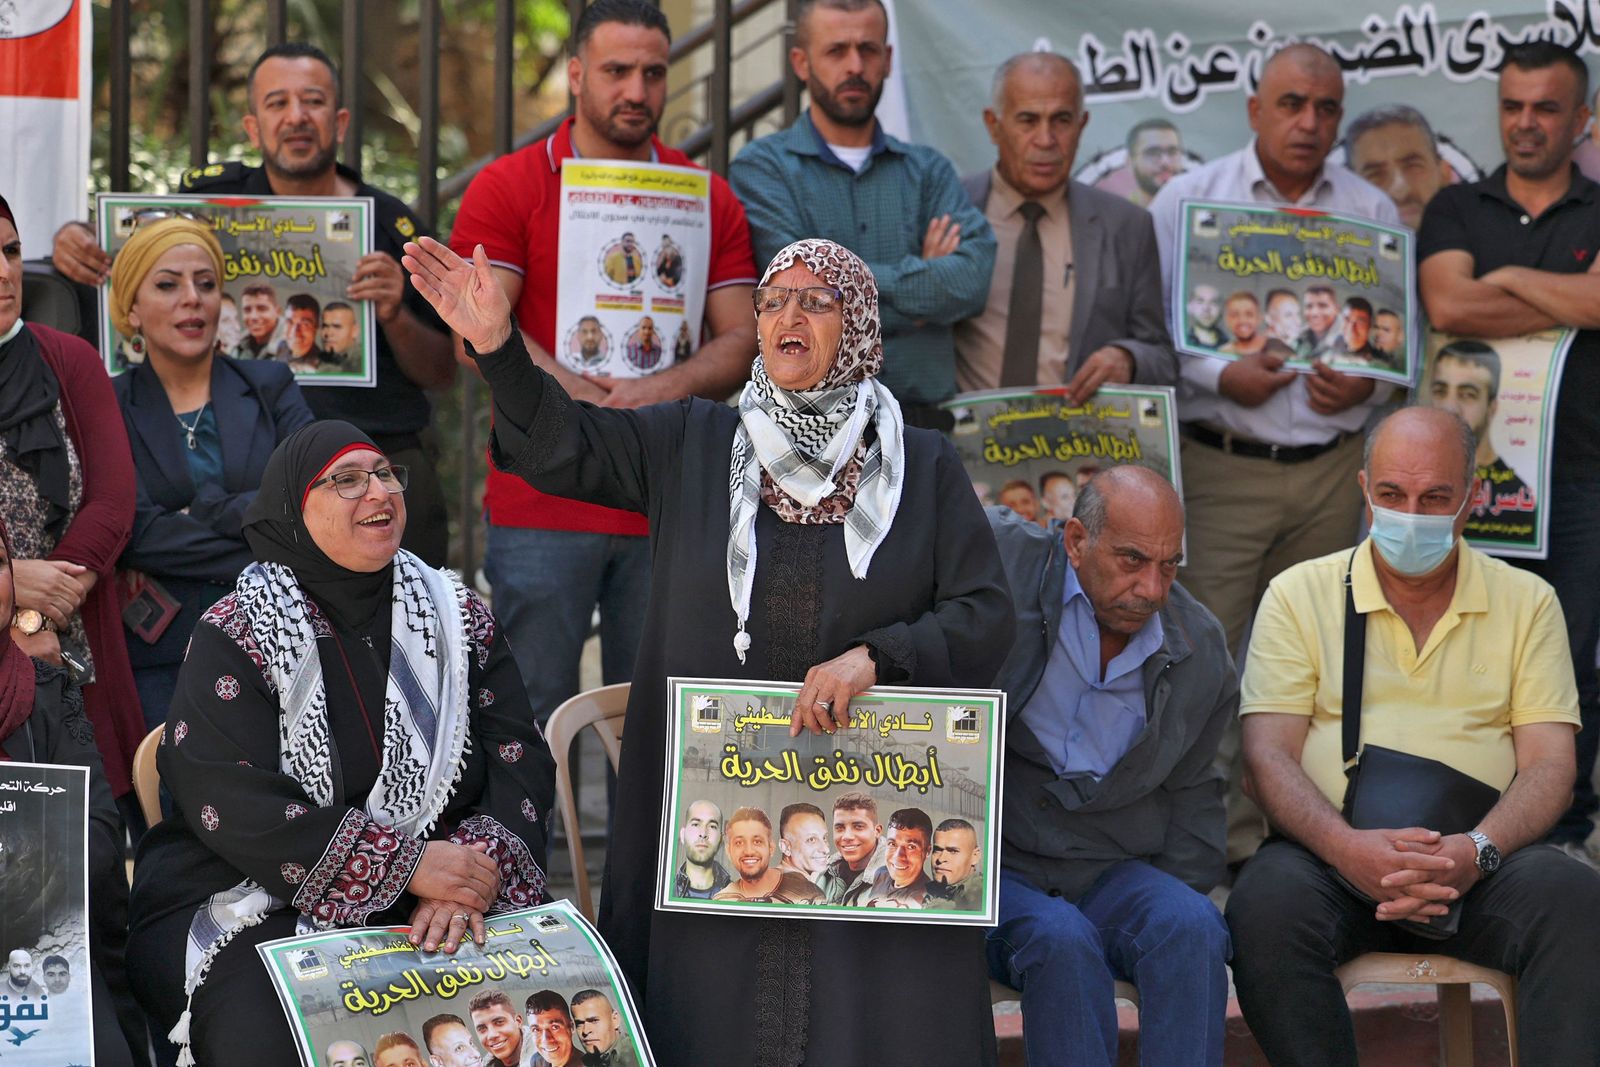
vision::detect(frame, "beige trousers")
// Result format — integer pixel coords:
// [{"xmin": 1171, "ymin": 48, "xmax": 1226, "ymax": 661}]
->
[{"xmin": 1177, "ymin": 432, "xmax": 1366, "ymax": 863}]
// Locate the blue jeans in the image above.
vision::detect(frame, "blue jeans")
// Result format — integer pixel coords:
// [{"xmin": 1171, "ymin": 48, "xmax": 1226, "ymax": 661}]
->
[
  {"xmin": 1516, "ymin": 477, "xmax": 1600, "ymax": 843},
  {"xmin": 986, "ymin": 863, "xmax": 1231, "ymax": 1067},
  {"xmin": 483, "ymin": 524, "xmax": 651, "ymax": 724}
]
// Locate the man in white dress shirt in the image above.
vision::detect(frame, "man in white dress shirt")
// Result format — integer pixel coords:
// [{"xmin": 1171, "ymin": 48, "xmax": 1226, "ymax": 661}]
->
[{"xmin": 1148, "ymin": 42, "xmax": 1401, "ymax": 864}]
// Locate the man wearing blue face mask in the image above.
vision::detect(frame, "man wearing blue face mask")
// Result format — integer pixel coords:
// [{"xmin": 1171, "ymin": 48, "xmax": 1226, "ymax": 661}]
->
[{"xmin": 1223, "ymin": 406, "xmax": 1600, "ymax": 1066}]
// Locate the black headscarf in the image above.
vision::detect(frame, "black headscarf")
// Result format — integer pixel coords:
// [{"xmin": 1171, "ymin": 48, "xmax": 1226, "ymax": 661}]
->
[
  {"xmin": 0, "ymin": 194, "xmax": 72, "ymax": 538},
  {"xmin": 242, "ymin": 420, "xmax": 396, "ymax": 631}
]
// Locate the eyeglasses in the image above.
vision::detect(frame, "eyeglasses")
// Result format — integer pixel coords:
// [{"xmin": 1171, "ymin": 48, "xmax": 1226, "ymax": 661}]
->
[
  {"xmin": 309, "ymin": 465, "xmax": 410, "ymax": 499},
  {"xmin": 752, "ymin": 285, "xmax": 844, "ymax": 315},
  {"xmin": 125, "ymin": 207, "xmax": 207, "ymax": 231}
]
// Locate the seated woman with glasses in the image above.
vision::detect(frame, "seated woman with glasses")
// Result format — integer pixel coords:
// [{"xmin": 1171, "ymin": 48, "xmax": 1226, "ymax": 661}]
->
[
  {"xmin": 108, "ymin": 215, "xmax": 315, "ymax": 746},
  {"xmin": 127, "ymin": 420, "xmax": 556, "ymax": 1066}
]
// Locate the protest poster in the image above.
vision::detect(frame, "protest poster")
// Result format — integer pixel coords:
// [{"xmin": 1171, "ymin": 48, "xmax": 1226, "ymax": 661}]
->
[
  {"xmin": 554, "ymin": 160, "xmax": 710, "ymax": 379},
  {"xmin": 1173, "ymin": 200, "xmax": 1415, "ymax": 386},
  {"xmin": 940, "ymin": 385, "xmax": 1181, "ymax": 526},
  {"xmin": 657, "ymin": 678, "xmax": 1004, "ymax": 925},
  {"xmin": 95, "ymin": 193, "xmax": 377, "ymax": 387},
  {"xmin": 1419, "ymin": 328, "xmax": 1572, "ymax": 560},
  {"xmin": 0, "ymin": 762, "xmax": 92, "ymax": 1066},
  {"xmin": 258, "ymin": 899, "xmax": 654, "ymax": 1067}
]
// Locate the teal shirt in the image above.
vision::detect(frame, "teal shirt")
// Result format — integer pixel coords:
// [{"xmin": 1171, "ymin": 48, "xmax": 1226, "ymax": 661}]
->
[
  {"xmin": 176, "ymin": 404, "xmax": 226, "ymax": 492},
  {"xmin": 730, "ymin": 113, "xmax": 996, "ymax": 406}
]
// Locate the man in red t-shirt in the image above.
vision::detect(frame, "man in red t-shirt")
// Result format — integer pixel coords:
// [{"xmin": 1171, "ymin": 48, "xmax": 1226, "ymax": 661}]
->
[{"xmin": 450, "ymin": 0, "xmax": 758, "ymax": 725}]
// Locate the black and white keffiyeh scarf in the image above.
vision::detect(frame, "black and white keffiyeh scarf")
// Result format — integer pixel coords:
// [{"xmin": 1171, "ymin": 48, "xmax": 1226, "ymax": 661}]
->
[
  {"xmin": 170, "ymin": 550, "xmax": 471, "ymax": 1064},
  {"xmin": 727, "ymin": 239, "xmax": 905, "ymax": 663}
]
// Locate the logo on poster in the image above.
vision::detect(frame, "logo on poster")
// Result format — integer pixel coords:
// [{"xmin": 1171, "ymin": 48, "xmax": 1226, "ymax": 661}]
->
[
  {"xmin": 692, "ymin": 695, "xmax": 723, "ymax": 733},
  {"xmin": 325, "ymin": 211, "xmax": 354, "ymax": 242},
  {"xmin": 947, "ymin": 707, "xmax": 981, "ymax": 743}
]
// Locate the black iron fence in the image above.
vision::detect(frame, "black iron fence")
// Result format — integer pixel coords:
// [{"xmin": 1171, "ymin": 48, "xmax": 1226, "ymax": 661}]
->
[{"xmin": 102, "ymin": 0, "xmax": 800, "ymax": 576}]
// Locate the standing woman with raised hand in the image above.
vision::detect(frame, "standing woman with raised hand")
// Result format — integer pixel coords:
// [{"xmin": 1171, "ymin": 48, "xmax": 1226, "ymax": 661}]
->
[
  {"xmin": 405, "ymin": 234, "xmax": 1014, "ymax": 1066},
  {"xmin": 0, "ymin": 193, "xmax": 143, "ymax": 812},
  {"xmin": 107, "ymin": 214, "xmax": 315, "ymax": 745}
]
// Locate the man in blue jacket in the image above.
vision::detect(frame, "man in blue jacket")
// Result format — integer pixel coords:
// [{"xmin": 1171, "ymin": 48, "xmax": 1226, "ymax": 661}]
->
[{"xmin": 985, "ymin": 466, "xmax": 1236, "ymax": 1067}]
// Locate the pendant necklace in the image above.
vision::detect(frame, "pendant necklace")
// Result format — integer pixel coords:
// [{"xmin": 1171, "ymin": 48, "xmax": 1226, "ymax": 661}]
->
[{"xmin": 175, "ymin": 401, "xmax": 209, "ymax": 450}]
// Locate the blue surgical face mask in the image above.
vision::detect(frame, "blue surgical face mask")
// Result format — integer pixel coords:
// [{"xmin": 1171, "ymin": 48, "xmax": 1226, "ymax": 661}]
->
[{"xmin": 1366, "ymin": 492, "xmax": 1468, "ymax": 576}]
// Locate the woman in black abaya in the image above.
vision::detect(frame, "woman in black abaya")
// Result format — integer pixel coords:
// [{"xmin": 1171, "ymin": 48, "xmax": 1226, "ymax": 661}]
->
[
  {"xmin": 405, "ymin": 235, "xmax": 1014, "ymax": 1067},
  {"xmin": 126, "ymin": 421, "xmax": 555, "ymax": 1065}
]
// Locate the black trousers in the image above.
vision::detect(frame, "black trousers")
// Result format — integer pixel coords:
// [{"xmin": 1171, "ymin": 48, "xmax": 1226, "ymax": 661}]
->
[
  {"xmin": 1226, "ymin": 839, "xmax": 1600, "ymax": 1066},
  {"xmin": 128, "ymin": 907, "xmax": 302, "ymax": 1067}
]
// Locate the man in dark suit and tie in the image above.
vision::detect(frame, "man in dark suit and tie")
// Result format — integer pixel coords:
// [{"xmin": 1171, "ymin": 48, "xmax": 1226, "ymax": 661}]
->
[{"xmin": 956, "ymin": 52, "xmax": 1177, "ymax": 401}]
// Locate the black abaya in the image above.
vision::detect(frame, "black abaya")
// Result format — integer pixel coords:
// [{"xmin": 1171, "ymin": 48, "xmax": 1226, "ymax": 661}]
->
[{"xmin": 475, "ymin": 332, "xmax": 1016, "ymax": 1067}]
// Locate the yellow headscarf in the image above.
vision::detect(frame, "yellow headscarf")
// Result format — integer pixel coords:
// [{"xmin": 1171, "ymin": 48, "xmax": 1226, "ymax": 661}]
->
[{"xmin": 108, "ymin": 216, "xmax": 227, "ymax": 338}]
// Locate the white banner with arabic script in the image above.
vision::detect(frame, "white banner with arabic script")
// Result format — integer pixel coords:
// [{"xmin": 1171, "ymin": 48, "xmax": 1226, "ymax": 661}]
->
[
  {"xmin": 892, "ymin": 0, "xmax": 1600, "ymax": 225},
  {"xmin": 656, "ymin": 678, "xmax": 1004, "ymax": 926},
  {"xmin": 258, "ymin": 900, "xmax": 655, "ymax": 1067}
]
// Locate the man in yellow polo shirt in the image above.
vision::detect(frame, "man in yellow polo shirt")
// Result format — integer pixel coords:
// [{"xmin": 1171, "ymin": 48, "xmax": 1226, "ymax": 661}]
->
[{"xmin": 1225, "ymin": 406, "xmax": 1600, "ymax": 1065}]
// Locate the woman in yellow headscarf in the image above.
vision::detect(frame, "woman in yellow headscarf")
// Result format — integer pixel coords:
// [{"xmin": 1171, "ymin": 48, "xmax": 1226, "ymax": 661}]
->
[{"xmin": 109, "ymin": 214, "xmax": 314, "ymax": 743}]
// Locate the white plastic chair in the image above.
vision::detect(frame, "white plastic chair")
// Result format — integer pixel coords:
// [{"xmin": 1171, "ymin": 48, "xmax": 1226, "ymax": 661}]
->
[{"xmin": 543, "ymin": 682, "xmax": 628, "ymax": 920}]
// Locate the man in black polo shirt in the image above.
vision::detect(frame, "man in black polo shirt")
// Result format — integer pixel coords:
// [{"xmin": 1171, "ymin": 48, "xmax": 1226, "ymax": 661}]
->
[
  {"xmin": 52, "ymin": 43, "xmax": 455, "ymax": 565},
  {"xmin": 1418, "ymin": 40, "xmax": 1600, "ymax": 863}
]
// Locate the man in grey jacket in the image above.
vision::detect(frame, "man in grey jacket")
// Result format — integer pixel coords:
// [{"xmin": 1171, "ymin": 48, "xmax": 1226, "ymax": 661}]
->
[
  {"xmin": 985, "ymin": 466, "xmax": 1236, "ymax": 1067},
  {"xmin": 955, "ymin": 52, "xmax": 1177, "ymax": 401}
]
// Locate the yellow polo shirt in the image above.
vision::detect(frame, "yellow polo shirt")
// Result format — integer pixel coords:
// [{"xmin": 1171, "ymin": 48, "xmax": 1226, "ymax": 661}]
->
[{"xmin": 1241, "ymin": 540, "xmax": 1579, "ymax": 808}]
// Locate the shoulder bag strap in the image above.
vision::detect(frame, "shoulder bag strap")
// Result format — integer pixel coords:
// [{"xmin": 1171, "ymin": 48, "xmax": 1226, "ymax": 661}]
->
[{"xmin": 1342, "ymin": 548, "xmax": 1367, "ymax": 777}]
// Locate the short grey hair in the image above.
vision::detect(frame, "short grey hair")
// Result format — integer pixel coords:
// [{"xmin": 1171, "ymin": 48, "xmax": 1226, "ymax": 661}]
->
[
  {"xmin": 1072, "ymin": 476, "xmax": 1110, "ymax": 540},
  {"xmin": 1072, "ymin": 465, "xmax": 1183, "ymax": 539},
  {"xmin": 990, "ymin": 51, "xmax": 1079, "ymax": 112},
  {"xmin": 1345, "ymin": 104, "xmax": 1441, "ymax": 160},
  {"xmin": 1365, "ymin": 408, "xmax": 1477, "ymax": 491}
]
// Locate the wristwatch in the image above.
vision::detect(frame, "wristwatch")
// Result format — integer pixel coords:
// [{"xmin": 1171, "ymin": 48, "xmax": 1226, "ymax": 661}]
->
[
  {"xmin": 1466, "ymin": 830, "xmax": 1502, "ymax": 877},
  {"xmin": 11, "ymin": 609, "xmax": 49, "ymax": 636}
]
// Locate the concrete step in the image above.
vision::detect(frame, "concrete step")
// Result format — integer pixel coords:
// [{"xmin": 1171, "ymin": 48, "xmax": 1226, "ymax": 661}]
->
[{"xmin": 995, "ymin": 987, "xmax": 1514, "ymax": 1066}]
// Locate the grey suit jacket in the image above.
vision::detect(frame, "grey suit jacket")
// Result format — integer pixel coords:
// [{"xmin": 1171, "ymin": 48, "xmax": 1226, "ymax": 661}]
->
[{"xmin": 962, "ymin": 171, "xmax": 1177, "ymax": 387}]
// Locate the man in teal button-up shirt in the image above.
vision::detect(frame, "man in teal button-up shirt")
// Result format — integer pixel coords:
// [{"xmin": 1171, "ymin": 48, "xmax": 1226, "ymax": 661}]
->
[{"xmin": 729, "ymin": 0, "xmax": 995, "ymax": 425}]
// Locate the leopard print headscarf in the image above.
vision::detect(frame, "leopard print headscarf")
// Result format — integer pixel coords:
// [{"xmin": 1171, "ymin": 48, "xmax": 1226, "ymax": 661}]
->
[{"xmin": 726, "ymin": 239, "xmax": 906, "ymax": 663}]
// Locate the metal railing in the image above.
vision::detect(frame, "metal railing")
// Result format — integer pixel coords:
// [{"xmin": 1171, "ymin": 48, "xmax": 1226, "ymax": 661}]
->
[{"xmin": 105, "ymin": 0, "xmax": 801, "ymax": 577}]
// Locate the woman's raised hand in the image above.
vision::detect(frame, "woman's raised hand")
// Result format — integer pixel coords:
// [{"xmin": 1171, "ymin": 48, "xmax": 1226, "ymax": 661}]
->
[{"xmin": 401, "ymin": 236, "xmax": 512, "ymax": 352}]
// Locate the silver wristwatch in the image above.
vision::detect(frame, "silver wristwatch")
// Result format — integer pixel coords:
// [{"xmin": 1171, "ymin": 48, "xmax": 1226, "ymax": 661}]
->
[{"xmin": 1466, "ymin": 830, "xmax": 1502, "ymax": 877}]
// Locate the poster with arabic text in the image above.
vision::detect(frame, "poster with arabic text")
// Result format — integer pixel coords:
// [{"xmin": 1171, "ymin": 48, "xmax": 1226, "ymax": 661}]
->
[
  {"xmin": 657, "ymin": 678, "xmax": 1003, "ymax": 926},
  {"xmin": 1174, "ymin": 200, "xmax": 1415, "ymax": 386},
  {"xmin": 941, "ymin": 385, "xmax": 1181, "ymax": 531},
  {"xmin": 1419, "ymin": 327, "xmax": 1572, "ymax": 560},
  {"xmin": 258, "ymin": 900, "xmax": 654, "ymax": 1067},
  {"xmin": 96, "ymin": 193, "xmax": 376, "ymax": 387},
  {"xmin": 0, "ymin": 762, "xmax": 92, "ymax": 1066}
]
